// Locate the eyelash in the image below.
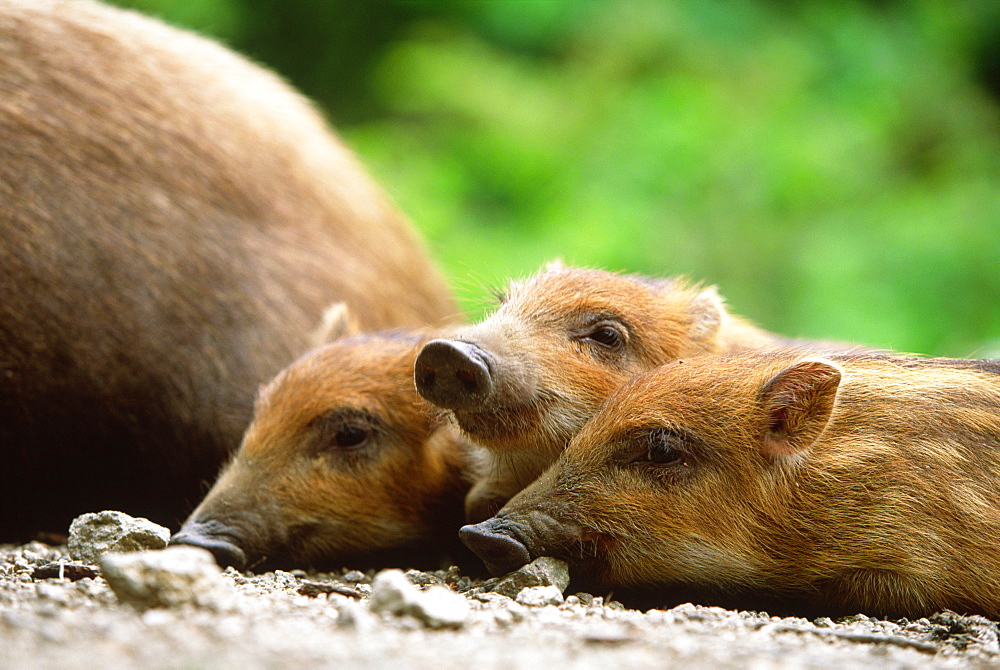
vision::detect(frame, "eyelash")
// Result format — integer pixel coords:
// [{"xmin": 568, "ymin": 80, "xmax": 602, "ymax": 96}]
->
[
  {"xmin": 314, "ymin": 411, "xmax": 377, "ymax": 453},
  {"xmin": 644, "ymin": 428, "xmax": 687, "ymax": 465},
  {"xmin": 576, "ymin": 320, "xmax": 627, "ymax": 350},
  {"xmin": 586, "ymin": 326, "xmax": 623, "ymax": 348},
  {"xmin": 329, "ymin": 424, "xmax": 371, "ymax": 449}
]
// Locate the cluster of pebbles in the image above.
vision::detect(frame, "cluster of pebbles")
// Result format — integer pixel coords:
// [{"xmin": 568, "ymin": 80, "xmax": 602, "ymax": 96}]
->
[{"xmin": 1, "ymin": 512, "xmax": 999, "ymax": 669}]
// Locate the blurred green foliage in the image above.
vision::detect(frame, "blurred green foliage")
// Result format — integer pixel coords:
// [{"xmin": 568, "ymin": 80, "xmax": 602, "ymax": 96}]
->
[{"xmin": 109, "ymin": 0, "xmax": 1000, "ymax": 356}]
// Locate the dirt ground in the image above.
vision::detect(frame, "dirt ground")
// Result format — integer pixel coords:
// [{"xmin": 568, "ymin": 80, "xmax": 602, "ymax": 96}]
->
[{"xmin": 2, "ymin": 540, "xmax": 999, "ymax": 669}]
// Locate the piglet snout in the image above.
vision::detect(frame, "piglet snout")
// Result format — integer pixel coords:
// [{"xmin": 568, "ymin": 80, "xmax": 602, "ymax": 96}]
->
[
  {"xmin": 170, "ymin": 523, "xmax": 248, "ymax": 570},
  {"xmin": 459, "ymin": 520, "xmax": 531, "ymax": 576},
  {"xmin": 415, "ymin": 339, "xmax": 495, "ymax": 410}
]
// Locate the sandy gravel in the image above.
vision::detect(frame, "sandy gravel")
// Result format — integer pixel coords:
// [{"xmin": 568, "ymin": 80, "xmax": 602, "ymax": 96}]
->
[{"xmin": 2, "ymin": 541, "xmax": 999, "ymax": 669}]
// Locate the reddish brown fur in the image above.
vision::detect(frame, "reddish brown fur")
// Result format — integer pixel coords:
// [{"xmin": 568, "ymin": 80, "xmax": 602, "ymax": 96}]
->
[
  {"xmin": 491, "ymin": 351, "xmax": 1000, "ymax": 618},
  {"xmin": 0, "ymin": 0, "xmax": 456, "ymax": 539},
  {"xmin": 418, "ymin": 263, "xmax": 805, "ymax": 521},
  {"xmin": 175, "ymin": 330, "xmax": 477, "ymax": 568}
]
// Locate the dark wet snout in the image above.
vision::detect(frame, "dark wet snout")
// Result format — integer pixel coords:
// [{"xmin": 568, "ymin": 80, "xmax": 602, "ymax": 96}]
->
[
  {"xmin": 415, "ymin": 339, "xmax": 494, "ymax": 410},
  {"xmin": 170, "ymin": 522, "xmax": 248, "ymax": 570},
  {"xmin": 459, "ymin": 520, "xmax": 531, "ymax": 576}
]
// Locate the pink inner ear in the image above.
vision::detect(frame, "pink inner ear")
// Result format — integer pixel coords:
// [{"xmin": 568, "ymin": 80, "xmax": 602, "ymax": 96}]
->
[
  {"xmin": 763, "ymin": 409, "xmax": 801, "ymax": 456},
  {"xmin": 761, "ymin": 360, "xmax": 842, "ymax": 458}
]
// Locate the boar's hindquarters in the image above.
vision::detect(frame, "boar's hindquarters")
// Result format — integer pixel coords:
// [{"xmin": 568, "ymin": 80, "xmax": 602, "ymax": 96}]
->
[{"xmin": 414, "ymin": 339, "xmax": 495, "ymax": 410}]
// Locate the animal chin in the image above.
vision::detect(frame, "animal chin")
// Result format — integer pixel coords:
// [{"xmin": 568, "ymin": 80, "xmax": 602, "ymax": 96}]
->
[
  {"xmin": 272, "ymin": 519, "xmax": 328, "ymax": 560},
  {"xmin": 450, "ymin": 396, "xmax": 559, "ymax": 449}
]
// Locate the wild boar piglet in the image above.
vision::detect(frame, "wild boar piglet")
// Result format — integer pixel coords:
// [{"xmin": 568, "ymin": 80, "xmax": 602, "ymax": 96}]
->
[
  {"xmin": 173, "ymin": 315, "xmax": 476, "ymax": 570},
  {"xmin": 462, "ymin": 351, "xmax": 1000, "ymax": 618},
  {"xmin": 415, "ymin": 263, "xmax": 836, "ymax": 521}
]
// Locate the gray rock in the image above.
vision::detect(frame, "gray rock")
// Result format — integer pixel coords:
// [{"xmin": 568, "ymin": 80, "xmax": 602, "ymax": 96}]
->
[
  {"xmin": 341, "ymin": 570, "xmax": 368, "ymax": 584},
  {"xmin": 67, "ymin": 511, "xmax": 170, "ymax": 564},
  {"xmin": 369, "ymin": 569, "xmax": 469, "ymax": 629},
  {"xmin": 369, "ymin": 569, "xmax": 420, "ymax": 613},
  {"xmin": 523, "ymin": 556, "xmax": 571, "ymax": 590},
  {"xmin": 98, "ymin": 546, "xmax": 235, "ymax": 611},
  {"xmin": 405, "ymin": 569, "xmax": 443, "ymax": 586},
  {"xmin": 515, "ymin": 585, "xmax": 565, "ymax": 607},
  {"xmin": 408, "ymin": 586, "xmax": 470, "ymax": 629},
  {"xmin": 485, "ymin": 556, "xmax": 571, "ymax": 598}
]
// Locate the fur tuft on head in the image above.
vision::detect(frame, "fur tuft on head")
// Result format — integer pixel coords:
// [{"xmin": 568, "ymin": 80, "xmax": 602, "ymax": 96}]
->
[{"xmin": 311, "ymin": 302, "xmax": 362, "ymax": 347}]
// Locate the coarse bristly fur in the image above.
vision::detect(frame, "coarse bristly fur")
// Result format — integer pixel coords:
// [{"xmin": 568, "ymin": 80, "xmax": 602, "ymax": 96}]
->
[
  {"xmin": 174, "ymin": 316, "xmax": 480, "ymax": 570},
  {"xmin": 486, "ymin": 350, "xmax": 1000, "ymax": 618},
  {"xmin": 0, "ymin": 0, "xmax": 457, "ymax": 540},
  {"xmin": 415, "ymin": 263, "xmax": 859, "ymax": 522}
]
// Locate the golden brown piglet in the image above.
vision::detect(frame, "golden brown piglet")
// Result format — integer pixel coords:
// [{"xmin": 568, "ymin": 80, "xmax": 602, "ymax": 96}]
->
[
  {"xmin": 172, "ymin": 313, "xmax": 477, "ymax": 570},
  {"xmin": 461, "ymin": 351, "xmax": 1000, "ymax": 618},
  {"xmin": 414, "ymin": 263, "xmax": 839, "ymax": 522}
]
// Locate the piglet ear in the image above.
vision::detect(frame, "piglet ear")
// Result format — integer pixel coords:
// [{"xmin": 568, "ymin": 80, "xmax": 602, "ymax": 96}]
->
[
  {"xmin": 686, "ymin": 286, "xmax": 724, "ymax": 343},
  {"xmin": 310, "ymin": 302, "xmax": 361, "ymax": 346},
  {"xmin": 639, "ymin": 280, "xmax": 723, "ymax": 350},
  {"xmin": 759, "ymin": 359, "xmax": 842, "ymax": 458},
  {"xmin": 542, "ymin": 258, "xmax": 566, "ymax": 273}
]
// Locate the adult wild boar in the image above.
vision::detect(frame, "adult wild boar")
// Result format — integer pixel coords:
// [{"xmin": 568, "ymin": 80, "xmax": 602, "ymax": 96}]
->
[
  {"xmin": 414, "ymin": 264, "xmax": 845, "ymax": 521},
  {"xmin": 0, "ymin": 0, "xmax": 456, "ymax": 540},
  {"xmin": 462, "ymin": 351, "xmax": 1000, "ymax": 618}
]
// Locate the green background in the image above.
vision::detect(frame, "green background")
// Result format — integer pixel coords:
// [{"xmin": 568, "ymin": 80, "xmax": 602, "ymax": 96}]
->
[{"xmin": 109, "ymin": 0, "xmax": 1000, "ymax": 357}]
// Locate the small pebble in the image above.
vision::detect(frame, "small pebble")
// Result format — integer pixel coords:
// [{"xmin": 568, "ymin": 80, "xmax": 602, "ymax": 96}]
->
[
  {"xmin": 516, "ymin": 585, "xmax": 564, "ymax": 607},
  {"xmin": 68, "ymin": 511, "xmax": 170, "ymax": 565},
  {"xmin": 484, "ymin": 556, "xmax": 570, "ymax": 598},
  {"xmin": 405, "ymin": 569, "xmax": 442, "ymax": 586},
  {"xmin": 99, "ymin": 546, "xmax": 235, "ymax": 611},
  {"xmin": 369, "ymin": 569, "xmax": 469, "ymax": 629}
]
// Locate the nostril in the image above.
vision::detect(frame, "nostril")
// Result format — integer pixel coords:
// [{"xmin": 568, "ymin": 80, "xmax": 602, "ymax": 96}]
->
[
  {"xmin": 455, "ymin": 367, "xmax": 479, "ymax": 391},
  {"xmin": 459, "ymin": 523, "xmax": 531, "ymax": 576},
  {"xmin": 170, "ymin": 531, "xmax": 247, "ymax": 570},
  {"xmin": 414, "ymin": 339, "xmax": 494, "ymax": 410},
  {"xmin": 416, "ymin": 365, "xmax": 437, "ymax": 390}
]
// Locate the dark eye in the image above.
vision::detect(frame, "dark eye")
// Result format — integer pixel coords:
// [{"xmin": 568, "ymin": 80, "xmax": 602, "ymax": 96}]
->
[
  {"xmin": 646, "ymin": 429, "xmax": 685, "ymax": 464},
  {"xmin": 332, "ymin": 424, "xmax": 370, "ymax": 449},
  {"xmin": 588, "ymin": 326, "xmax": 621, "ymax": 347},
  {"xmin": 313, "ymin": 409, "xmax": 378, "ymax": 454},
  {"xmin": 580, "ymin": 322, "xmax": 625, "ymax": 349}
]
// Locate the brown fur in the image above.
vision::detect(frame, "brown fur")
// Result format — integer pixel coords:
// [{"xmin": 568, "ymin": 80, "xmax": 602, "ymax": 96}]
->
[
  {"xmin": 417, "ymin": 263, "xmax": 839, "ymax": 521},
  {"xmin": 0, "ymin": 0, "xmax": 457, "ymax": 540},
  {"xmin": 490, "ymin": 351, "xmax": 1000, "ymax": 618},
  {"xmin": 175, "ymin": 327, "xmax": 478, "ymax": 568}
]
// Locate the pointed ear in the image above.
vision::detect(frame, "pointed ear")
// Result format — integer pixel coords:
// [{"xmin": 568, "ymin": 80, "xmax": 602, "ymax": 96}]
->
[
  {"xmin": 685, "ymin": 286, "xmax": 724, "ymax": 343},
  {"xmin": 542, "ymin": 258, "xmax": 566, "ymax": 273},
  {"xmin": 310, "ymin": 302, "xmax": 361, "ymax": 347},
  {"xmin": 759, "ymin": 360, "xmax": 842, "ymax": 458}
]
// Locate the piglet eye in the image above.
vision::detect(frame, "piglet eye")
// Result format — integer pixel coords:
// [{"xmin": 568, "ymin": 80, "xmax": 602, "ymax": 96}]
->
[
  {"xmin": 646, "ymin": 429, "xmax": 685, "ymax": 464},
  {"xmin": 313, "ymin": 409, "xmax": 378, "ymax": 453},
  {"xmin": 581, "ymin": 322, "xmax": 626, "ymax": 349},
  {"xmin": 333, "ymin": 424, "xmax": 370, "ymax": 449},
  {"xmin": 589, "ymin": 326, "xmax": 621, "ymax": 347}
]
